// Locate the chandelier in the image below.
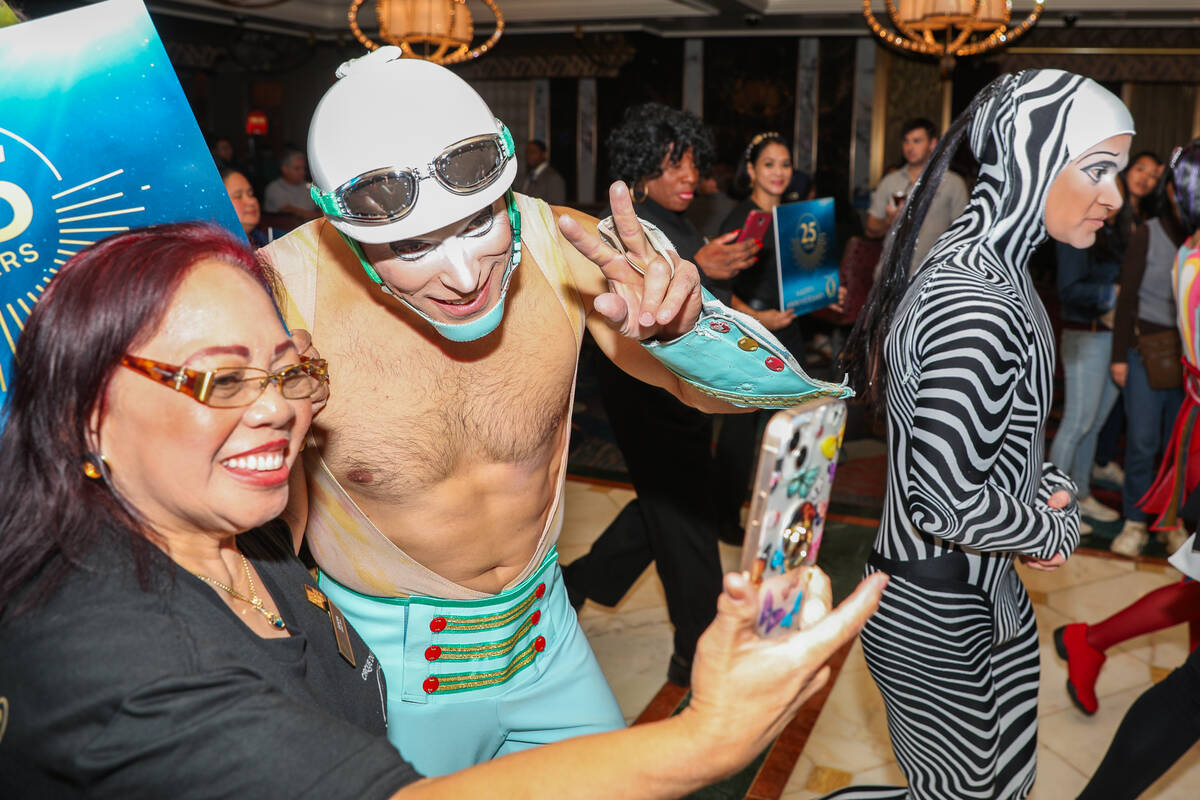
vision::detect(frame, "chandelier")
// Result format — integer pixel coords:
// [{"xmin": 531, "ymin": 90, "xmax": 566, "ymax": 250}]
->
[
  {"xmin": 862, "ymin": 1, "xmax": 1044, "ymax": 63},
  {"xmin": 348, "ymin": 0, "xmax": 505, "ymax": 64},
  {"xmin": 205, "ymin": 0, "xmax": 291, "ymax": 7}
]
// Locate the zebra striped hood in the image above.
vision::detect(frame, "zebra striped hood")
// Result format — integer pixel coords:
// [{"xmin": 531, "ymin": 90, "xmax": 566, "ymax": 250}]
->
[{"xmin": 930, "ymin": 70, "xmax": 1134, "ymax": 276}]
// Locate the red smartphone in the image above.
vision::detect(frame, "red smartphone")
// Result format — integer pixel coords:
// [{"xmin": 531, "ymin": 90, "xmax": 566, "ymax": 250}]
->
[{"xmin": 736, "ymin": 209, "xmax": 772, "ymax": 244}]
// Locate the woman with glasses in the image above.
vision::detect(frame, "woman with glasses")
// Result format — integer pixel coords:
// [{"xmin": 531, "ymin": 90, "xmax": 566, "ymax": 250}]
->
[{"xmin": 0, "ymin": 222, "xmax": 886, "ymax": 797}]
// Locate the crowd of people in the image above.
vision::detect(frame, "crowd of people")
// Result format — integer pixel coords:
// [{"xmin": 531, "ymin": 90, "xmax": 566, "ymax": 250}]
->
[{"xmin": 2, "ymin": 30, "xmax": 1200, "ymax": 800}]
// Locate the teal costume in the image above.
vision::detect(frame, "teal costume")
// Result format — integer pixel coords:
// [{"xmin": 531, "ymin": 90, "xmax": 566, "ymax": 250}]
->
[{"xmin": 318, "ymin": 549, "xmax": 624, "ymax": 776}]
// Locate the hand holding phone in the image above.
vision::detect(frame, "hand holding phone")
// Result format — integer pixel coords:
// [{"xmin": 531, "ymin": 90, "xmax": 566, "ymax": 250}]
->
[
  {"xmin": 740, "ymin": 399, "xmax": 847, "ymax": 637},
  {"xmin": 737, "ymin": 209, "xmax": 772, "ymax": 244}
]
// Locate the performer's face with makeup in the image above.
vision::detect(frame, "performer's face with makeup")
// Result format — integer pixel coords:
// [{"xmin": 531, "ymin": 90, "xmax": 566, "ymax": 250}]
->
[
  {"xmin": 1045, "ymin": 134, "xmax": 1132, "ymax": 249},
  {"xmin": 359, "ymin": 198, "xmax": 513, "ymax": 325}
]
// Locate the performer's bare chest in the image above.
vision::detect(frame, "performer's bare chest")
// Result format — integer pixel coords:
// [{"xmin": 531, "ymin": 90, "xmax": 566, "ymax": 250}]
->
[{"xmin": 311, "ymin": 267, "xmax": 579, "ymax": 503}]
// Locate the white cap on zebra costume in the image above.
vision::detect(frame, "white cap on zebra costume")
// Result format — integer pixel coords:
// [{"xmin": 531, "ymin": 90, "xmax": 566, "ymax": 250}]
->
[
  {"xmin": 951, "ymin": 69, "xmax": 1135, "ymax": 260},
  {"xmin": 1061, "ymin": 77, "xmax": 1136, "ymax": 161},
  {"xmin": 847, "ymin": 69, "xmax": 1134, "ymax": 405}
]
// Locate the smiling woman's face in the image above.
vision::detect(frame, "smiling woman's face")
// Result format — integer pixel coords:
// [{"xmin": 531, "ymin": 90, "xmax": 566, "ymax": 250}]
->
[
  {"xmin": 1045, "ymin": 133, "xmax": 1132, "ymax": 249},
  {"xmin": 97, "ymin": 260, "xmax": 312, "ymax": 539},
  {"xmin": 748, "ymin": 142, "xmax": 793, "ymax": 200}
]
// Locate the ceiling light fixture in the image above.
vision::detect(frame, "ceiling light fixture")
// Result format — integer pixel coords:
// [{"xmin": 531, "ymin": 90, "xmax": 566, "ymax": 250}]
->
[
  {"xmin": 348, "ymin": 0, "xmax": 505, "ymax": 64},
  {"xmin": 863, "ymin": 0, "xmax": 1045, "ymax": 71}
]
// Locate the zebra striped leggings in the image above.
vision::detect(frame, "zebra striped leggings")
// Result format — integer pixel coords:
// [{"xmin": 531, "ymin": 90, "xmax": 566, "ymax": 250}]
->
[{"xmin": 824, "ymin": 560, "xmax": 1040, "ymax": 800}]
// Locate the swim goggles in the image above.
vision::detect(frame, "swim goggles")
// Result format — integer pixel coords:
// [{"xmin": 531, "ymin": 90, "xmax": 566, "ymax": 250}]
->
[{"xmin": 310, "ymin": 124, "xmax": 515, "ymax": 225}]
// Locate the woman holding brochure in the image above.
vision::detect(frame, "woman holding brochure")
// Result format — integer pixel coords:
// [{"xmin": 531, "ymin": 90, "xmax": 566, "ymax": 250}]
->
[
  {"xmin": 713, "ymin": 133, "xmax": 842, "ymax": 540},
  {"xmin": 720, "ymin": 132, "xmax": 805, "ymax": 355}
]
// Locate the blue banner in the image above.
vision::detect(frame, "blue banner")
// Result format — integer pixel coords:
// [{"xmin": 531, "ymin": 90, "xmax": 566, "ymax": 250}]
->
[
  {"xmin": 772, "ymin": 197, "xmax": 839, "ymax": 316},
  {"xmin": 0, "ymin": 0, "xmax": 240, "ymax": 406}
]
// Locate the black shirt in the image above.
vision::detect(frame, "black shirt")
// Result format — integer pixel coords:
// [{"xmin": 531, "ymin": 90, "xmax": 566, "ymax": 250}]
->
[
  {"xmin": 635, "ymin": 196, "xmax": 733, "ymax": 305},
  {"xmin": 0, "ymin": 521, "xmax": 419, "ymax": 798},
  {"xmin": 719, "ymin": 198, "xmax": 779, "ymax": 310}
]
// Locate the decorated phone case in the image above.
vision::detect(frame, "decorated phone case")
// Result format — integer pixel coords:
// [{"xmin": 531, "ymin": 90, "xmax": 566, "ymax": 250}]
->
[{"xmin": 740, "ymin": 398, "xmax": 847, "ymax": 637}]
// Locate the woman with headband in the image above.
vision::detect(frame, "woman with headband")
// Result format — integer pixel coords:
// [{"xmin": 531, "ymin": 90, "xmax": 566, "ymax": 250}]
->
[
  {"xmin": 825, "ymin": 70, "xmax": 1132, "ymax": 799},
  {"xmin": 712, "ymin": 132, "xmax": 843, "ymax": 539},
  {"xmin": 719, "ymin": 132, "xmax": 807, "ymax": 352}
]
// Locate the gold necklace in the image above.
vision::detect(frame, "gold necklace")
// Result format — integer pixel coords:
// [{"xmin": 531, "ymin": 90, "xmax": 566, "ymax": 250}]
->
[{"xmin": 194, "ymin": 553, "xmax": 286, "ymax": 630}]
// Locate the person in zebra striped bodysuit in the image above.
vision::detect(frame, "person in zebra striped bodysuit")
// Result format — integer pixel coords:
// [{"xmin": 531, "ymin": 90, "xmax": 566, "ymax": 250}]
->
[{"xmin": 826, "ymin": 71, "xmax": 1134, "ymax": 800}]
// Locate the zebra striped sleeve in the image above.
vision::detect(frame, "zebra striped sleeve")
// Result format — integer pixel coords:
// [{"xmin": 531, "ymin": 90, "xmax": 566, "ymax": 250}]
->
[{"xmin": 902, "ymin": 288, "xmax": 1079, "ymax": 557}]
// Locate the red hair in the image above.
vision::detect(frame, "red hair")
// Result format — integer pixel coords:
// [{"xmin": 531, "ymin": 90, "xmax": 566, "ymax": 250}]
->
[{"xmin": 0, "ymin": 223, "xmax": 278, "ymax": 614}]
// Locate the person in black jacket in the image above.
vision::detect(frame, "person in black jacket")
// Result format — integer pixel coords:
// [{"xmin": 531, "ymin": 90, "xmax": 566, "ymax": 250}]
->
[{"xmin": 562, "ymin": 104, "xmax": 758, "ymax": 686}]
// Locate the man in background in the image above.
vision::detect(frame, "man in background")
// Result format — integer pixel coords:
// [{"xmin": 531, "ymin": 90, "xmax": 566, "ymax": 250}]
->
[
  {"xmin": 521, "ymin": 139, "xmax": 566, "ymax": 204},
  {"xmin": 866, "ymin": 117, "xmax": 968, "ymax": 276},
  {"xmin": 265, "ymin": 148, "xmax": 321, "ymax": 222}
]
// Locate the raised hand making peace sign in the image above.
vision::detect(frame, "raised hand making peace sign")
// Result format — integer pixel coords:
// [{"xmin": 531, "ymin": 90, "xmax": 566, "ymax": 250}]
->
[{"xmin": 558, "ymin": 181, "xmax": 705, "ymax": 342}]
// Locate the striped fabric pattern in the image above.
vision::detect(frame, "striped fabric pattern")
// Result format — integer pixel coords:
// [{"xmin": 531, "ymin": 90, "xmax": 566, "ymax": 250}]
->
[{"xmin": 824, "ymin": 70, "xmax": 1087, "ymax": 800}]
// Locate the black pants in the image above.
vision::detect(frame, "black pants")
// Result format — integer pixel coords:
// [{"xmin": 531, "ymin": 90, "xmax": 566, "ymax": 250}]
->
[
  {"xmin": 562, "ymin": 357, "xmax": 723, "ymax": 662},
  {"xmin": 1077, "ymin": 643, "xmax": 1200, "ymax": 799},
  {"xmin": 710, "ymin": 317, "xmax": 806, "ymax": 532},
  {"xmin": 712, "ymin": 410, "xmax": 765, "ymax": 534}
]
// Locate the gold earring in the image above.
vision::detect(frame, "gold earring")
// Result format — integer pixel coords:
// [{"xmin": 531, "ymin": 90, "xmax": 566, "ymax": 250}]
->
[
  {"xmin": 83, "ymin": 454, "xmax": 108, "ymax": 480},
  {"xmin": 633, "ymin": 181, "xmax": 648, "ymax": 203}
]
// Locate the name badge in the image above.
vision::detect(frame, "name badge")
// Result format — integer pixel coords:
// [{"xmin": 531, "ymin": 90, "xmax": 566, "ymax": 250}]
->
[{"xmin": 305, "ymin": 585, "xmax": 356, "ymax": 667}]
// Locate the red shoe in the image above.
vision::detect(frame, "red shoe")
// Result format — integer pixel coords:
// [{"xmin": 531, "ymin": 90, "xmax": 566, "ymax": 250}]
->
[{"xmin": 1054, "ymin": 623, "xmax": 1105, "ymax": 714}]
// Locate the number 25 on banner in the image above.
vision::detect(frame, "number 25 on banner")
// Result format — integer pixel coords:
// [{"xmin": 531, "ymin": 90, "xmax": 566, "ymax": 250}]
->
[{"xmin": 799, "ymin": 220, "xmax": 817, "ymax": 247}]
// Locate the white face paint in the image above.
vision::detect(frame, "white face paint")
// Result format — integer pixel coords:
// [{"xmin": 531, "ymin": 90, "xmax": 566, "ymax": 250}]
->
[
  {"xmin": 1045, "ymin": 134, "xmax": 1132, "ymax": 249},
  {"xmin": 359, "ymin": 198, "xmax": 513, "ymax": 327}
]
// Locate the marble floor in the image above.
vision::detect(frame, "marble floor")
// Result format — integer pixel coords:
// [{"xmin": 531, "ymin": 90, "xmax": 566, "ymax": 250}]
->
[{"xmin": 559, "ymin": 477, "xmax": 1200, "ymax": 799}]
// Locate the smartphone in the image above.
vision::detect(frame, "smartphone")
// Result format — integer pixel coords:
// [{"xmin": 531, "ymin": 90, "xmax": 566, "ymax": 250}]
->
[
  {"xmin": 740, "ymin": 398, "xmax": 847, "ymax": 637},
  {"xmin": 736, "ymin": 209, "xmax": 772, "ymax": 244}
]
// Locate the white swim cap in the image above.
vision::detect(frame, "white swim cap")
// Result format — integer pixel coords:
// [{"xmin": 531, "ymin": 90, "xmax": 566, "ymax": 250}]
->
[{"xmin": 308, "ymin": 47, "xmax": 517, "ymax": 245}]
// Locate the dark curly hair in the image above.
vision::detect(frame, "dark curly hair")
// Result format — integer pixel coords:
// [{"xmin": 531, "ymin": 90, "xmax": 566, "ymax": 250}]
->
[
  {"xmin": 1166, "ymin": 139, "xmax": 1200, "ymax": 233},
  {"xmin": 606, "ymin": 103, "xmax": 715, "ymax": 189}
]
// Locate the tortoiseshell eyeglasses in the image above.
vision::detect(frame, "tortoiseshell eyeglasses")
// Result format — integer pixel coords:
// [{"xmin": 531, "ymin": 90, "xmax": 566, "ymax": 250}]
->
[{"xmin": 120, "ymin": 355, "xmax": 329, "ymax": 409}]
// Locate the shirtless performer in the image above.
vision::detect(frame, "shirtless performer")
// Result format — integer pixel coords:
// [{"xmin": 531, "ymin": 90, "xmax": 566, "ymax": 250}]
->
[{"xmin": 263, "ymin": 48, "xmax": 849, "ymax": 777}]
